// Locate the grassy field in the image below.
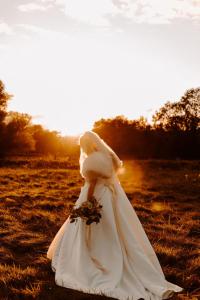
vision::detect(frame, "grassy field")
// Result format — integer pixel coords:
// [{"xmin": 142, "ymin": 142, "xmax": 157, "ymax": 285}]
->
[{"xmin": 0, "ymin": 157, "xmax": 199, "ymax": 300}]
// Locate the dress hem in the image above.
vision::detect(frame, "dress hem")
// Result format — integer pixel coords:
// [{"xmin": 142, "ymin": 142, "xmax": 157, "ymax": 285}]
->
[{"xmin": 51, "ymin": 264, "xmax": 183, "ymax": 300}]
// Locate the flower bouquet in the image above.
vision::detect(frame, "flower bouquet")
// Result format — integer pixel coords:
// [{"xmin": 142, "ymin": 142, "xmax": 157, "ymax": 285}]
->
[{"xmin": 68, "ymin": 196, "xmax": 103, "ymax": 225}]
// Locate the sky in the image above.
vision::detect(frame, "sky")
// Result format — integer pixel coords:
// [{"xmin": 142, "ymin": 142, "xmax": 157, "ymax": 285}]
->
[{"xmin": 0, "ymin": 0, "xmax": 200, "ymax": 136}]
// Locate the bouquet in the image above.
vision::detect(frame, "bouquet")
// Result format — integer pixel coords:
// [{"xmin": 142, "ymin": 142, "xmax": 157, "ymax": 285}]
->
[{"xmin": 68, "ymin": 196, "xmax": 103, "ymax": 225}]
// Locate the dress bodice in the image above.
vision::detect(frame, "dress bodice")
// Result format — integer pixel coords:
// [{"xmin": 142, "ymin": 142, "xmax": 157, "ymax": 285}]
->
[{"xmin": 84, "ymin": 173, "xmax": 119, "ymax": 201}]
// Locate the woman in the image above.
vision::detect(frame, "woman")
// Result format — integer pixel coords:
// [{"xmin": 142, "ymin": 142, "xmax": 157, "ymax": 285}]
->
[{"xmin": 47, "ymin": 131, "xmax": 183, "ymax": 300}]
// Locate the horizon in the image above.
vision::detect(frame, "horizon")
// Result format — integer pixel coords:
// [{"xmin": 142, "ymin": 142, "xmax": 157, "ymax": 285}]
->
[{"xmin": 0, "ymin": 1, "xmax": 199, "ymax": 135}]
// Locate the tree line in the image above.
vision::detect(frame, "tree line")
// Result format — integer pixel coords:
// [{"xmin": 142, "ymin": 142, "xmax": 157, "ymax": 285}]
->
[
  {"xmin": 0, "ymin": 80, "xmax": 199, "ymax": 159},
  {"xmin": 0, "ymin": 80, "xmax": 79, "ymax": 158}
]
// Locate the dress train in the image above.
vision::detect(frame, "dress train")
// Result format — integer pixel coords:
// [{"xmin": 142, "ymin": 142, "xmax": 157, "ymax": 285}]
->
[{"xmin": 47, "ymin": 175, "xmax": 183, "ymax": 300}]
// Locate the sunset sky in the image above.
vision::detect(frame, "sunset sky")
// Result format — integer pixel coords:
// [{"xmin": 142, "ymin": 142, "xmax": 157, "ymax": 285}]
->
[{"xmin": 0, "ymin": 0, "xmax": 199, "ymax": 136}]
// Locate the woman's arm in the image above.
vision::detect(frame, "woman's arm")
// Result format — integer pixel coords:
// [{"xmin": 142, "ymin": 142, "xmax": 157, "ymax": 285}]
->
[
  {"xmin": 85, "ymin": 170, "xmax": 108, "ymax": 201},
  {"xmin": 87, "ymin": 177, "xmax": 98, "ymax": 201}
]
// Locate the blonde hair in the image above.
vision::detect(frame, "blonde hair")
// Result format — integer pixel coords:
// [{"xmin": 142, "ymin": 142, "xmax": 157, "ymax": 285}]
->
[
  {"xmin": 78, "ymin": 131, "xmax": 123, "ymax": 173},
  {"xmin": 79, "ymin": 134, "xmax": 97, "ymax": 155}
]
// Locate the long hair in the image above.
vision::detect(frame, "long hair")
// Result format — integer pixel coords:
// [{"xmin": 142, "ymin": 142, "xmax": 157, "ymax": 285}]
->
[{"xmin": 78, "ymin": 131, "xmax": 123, "ymax": 173}]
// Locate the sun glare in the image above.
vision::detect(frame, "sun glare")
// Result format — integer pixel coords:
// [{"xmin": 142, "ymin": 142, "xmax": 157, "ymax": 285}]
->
[
  {"xmin": 151, "ymin": 202, "xmax": 165, "ymax": 212},
  {"xmin": 37, "ymin": 113, "xmax": 94, "ymax": 136},
  {"xmin": 4, "ymin": 20, "xmax": 196, "ymax": 137},
  {"xmin": 4, "ymin": 31, "xmax": 160, "ymax": 137}
]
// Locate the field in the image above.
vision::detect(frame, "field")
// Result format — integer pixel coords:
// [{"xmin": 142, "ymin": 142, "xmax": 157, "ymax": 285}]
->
[{"xmin": 0, "ymin": 157, "xmax": 199, "ymax": 300}]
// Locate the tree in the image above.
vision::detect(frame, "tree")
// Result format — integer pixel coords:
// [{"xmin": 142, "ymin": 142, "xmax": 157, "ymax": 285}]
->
[
  {"xmin": 31, "ymin": 124, "xmax": 62, "ymax": 155},
  {"xmin": 0, "ymin": 80, "xmax": 13, "ymax": 123},
  {"xmin": 92, "ymin": 115, "xmax": 152, "ymax": 158},
  {"xmin": 4, "ymin": 111, "xmax": 35, "ymax": 154},
  {"xmin": 0, "ymin": 80, "xmax": 13, "ymax": 156},
  {"xmin": 152, "ymin": 88, "xmax": 200, "ymax": 131}
]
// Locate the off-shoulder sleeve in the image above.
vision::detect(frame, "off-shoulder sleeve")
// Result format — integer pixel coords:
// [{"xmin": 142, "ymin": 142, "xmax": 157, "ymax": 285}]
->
[{"xmin": 80, "ymin": 151, "xmax": 113, "ymax": 180}]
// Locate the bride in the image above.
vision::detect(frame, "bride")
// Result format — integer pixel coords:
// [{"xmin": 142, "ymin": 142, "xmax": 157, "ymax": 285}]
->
[{"xmin": 47, "ymin": 130, "xmax": 183, "ymax": 300}]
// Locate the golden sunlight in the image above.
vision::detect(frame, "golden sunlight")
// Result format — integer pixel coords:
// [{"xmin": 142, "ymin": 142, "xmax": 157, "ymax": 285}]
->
[
  {"xmin": 151, "ymin": 202, "xmax": 166, "ymax": 212},
  {"xmin": 5, "ymin": 33, "xmax": 156, "ymax": 136}
]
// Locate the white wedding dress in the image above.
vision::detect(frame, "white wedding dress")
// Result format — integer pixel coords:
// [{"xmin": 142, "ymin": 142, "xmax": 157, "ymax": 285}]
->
[{"xmin": 47, "ymin": 151, "xmax": 183, "ymax": 300}]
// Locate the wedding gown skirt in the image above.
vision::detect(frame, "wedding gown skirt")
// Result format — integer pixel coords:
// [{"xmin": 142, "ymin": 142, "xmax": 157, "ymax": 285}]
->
[{"xmin": 47, "ymin": 176, "xmax": 183, "ymax": 300}]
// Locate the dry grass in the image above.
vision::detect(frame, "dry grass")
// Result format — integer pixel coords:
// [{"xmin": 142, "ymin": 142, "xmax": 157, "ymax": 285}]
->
[{"xmin": 0, "ymin": 157, "xmax": 199, "ymax": 300}]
